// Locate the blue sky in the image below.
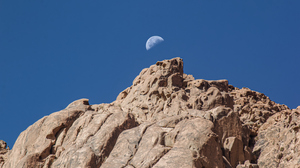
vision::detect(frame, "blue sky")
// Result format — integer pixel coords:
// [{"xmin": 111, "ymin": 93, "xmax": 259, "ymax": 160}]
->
[{"xmin": 1, "ymin": 1, "xmax": 299, "ymax": 148}]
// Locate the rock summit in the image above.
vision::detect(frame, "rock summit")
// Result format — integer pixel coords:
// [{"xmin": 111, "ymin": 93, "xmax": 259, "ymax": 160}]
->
[{"xmin": 1, "ymin": 57, "xmax": 299, "ymax": 168}]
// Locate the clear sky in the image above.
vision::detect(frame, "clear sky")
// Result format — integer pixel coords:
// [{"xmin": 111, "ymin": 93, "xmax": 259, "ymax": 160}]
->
[{"xmin": 1, "ymin": 1, "xmax": 299, "ymax": 148}]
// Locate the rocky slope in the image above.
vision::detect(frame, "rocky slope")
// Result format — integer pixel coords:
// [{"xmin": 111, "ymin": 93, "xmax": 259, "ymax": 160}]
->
[{"xmin": 1, "ymin": 57, "xmax": 299, "ymax": 168}]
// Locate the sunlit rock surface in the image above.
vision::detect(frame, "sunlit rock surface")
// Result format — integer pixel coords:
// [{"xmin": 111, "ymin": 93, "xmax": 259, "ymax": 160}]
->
[{"xmin": 1, "ymin": 57, "xmax": 298, "ymax": 168}]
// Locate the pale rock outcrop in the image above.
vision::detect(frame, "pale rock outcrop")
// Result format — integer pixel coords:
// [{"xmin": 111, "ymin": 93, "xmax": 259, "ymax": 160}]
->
[
  {"xmin": 1, "ymin": 57, "xmax": 299, "ymax": 168},
  {"xmin": 116, "ymin": 58, "xmax": 233, "ymax": 124},
  {"xmin": 253, "ymin": 107, "xmax": 300, "ymax": 168},
  {"xmin": 3, "ymin": 99, "xmax": 89, "ymax": 168},
  {"xmin": 2, "ymin": 99, "xmax": 136, "ymax": 168},
  {"xmin": 230, "ymin": 87, "xmax": 289, "ymax": 135},
  {"xmin": 0, "ymin": 140, "xmax": 9, "ymax": 167}
]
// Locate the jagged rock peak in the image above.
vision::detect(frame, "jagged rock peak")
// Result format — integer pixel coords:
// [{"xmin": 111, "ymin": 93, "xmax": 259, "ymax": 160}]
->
[
  {"xmin": 1, "ymin": 57, "xmax": 298, "ymax": 168},
  {"xmin": 115, "ymin": 57, "xmax": 233, "ymax": 124}
]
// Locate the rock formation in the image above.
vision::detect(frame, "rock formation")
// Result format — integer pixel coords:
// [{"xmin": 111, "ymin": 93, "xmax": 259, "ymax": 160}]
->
[
  {"xmin": 0, "ymin": 140, "xmax": 9, "ymax": 167},
  {"xmin": 252, "ymin": 107, "xmax": 300, "ymax": 168},
  {"xmin": 0, "ymin": 57, "xmax": 299, "ymax": 168}
]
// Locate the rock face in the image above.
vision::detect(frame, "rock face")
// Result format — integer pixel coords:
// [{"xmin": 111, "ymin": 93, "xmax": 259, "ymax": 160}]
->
[
  {"xmin": 230, "ymin": 87, "xmax": 288, "ymax": 135},
  {"xmin": 252, "ymin": 107, "xmax": 300, "ymax": 168},
  {"xmin": 1, "ymin": 57, "xmax": 299, "ymax": 168},
  {"xmin": 0, "ymin": 140, "xmax": 9, "ymax": 167}
]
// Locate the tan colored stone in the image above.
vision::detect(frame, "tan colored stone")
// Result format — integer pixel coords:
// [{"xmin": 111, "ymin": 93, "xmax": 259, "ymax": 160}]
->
[
  {"xmin": 117, "ymin": 57, "xmax": 234, "ymax": 125},
  {"xmin": 101, "ymin": 123, "xmax": 152, "ymax": 168},
  {"xmin": 154, "ymin": 118, "xmax": 224, "ymax": 168},
  {"xmin": 51, "ymin": 111, "xmax": 136, "ymax": 167},
  {"xmin": 236, "ymin": 160, "xmax": 259, "ymax": 168},
  {"xmin": 223, "ymin": 137, "xmax": 245, "ymax": 167},
  {"xmin": 0, "ymin": 140, "xmax": 9, "ymax": 168},
  {"xmin": 253, "ymin": 108, "xmax": 300, "ymax": 168},
  {"xmin": 2, "ymin": 57, "xmax": 299, "ymax": 168},
  {"xmin": 3, "ymin": 101, "xmax": 87, "ymax": 168},
  {"xmin": 66, "ymin": 98, "xmax": 89, "ymax": 109},
  {"xmin": 230, "ymin": 87, "xmax": 289, "ymax": 134}
]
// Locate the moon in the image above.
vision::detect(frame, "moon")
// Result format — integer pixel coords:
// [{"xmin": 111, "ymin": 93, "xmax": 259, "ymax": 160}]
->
[{"xmin": 146, "ymin": 36, "xmax": 164, "ymax": 50}]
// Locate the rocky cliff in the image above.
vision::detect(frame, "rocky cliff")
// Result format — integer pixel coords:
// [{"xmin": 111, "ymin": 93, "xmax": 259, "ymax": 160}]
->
[{"xmin": 1, "ymin": 57, "xmax": 299, "ymax": 168}]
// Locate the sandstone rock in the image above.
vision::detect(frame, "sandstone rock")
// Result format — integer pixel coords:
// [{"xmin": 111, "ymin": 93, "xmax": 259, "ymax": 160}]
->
[
  {"xmin": 66, "ymin": 98, "xmax": 89, "ymax": 109},
  {"xmin": 3, "ymin": 99, "xmax": 89, "ymax": 168},
  {"xmin": 117, "ymin": 57, "xmax": 234, "ymax": 124},
  {"xmin": 0, "ymin": 140, "xmax": 9, "ymax": 167},
  {"xmin": 101, "ymin": 123, "xmax": 152, "ymax": 168},
  {"xmin": 236, "ymin": 160, "xmax": 259, "ymax": 168},
  {"xmin": 1, "ymin": 57, "xmax": 299, "ymax": 168},
  {"xmin": 0, "ymin": 141, "xmax": 8, "ymax": 151},
  {"xmin": 212, "ymin": 107, "xmax": 246, "ymax": 167},
  {"xmin": 230, "ymin": 87, "xmax": 289, "ymax": 135},
  {"xmin": 223, "ymin": 137, "xmax": 244, "ymax": 167},
  {"xmin": 155, "ymin": 117, "xmax": 223, "ymax": 168},
  {"xmin": 253, "ymin": 107, "xmax": 300, "ymax": 168},
  {"xmin": 51, "ymin": 111, "xmax": 136, "ymax": 167}
]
